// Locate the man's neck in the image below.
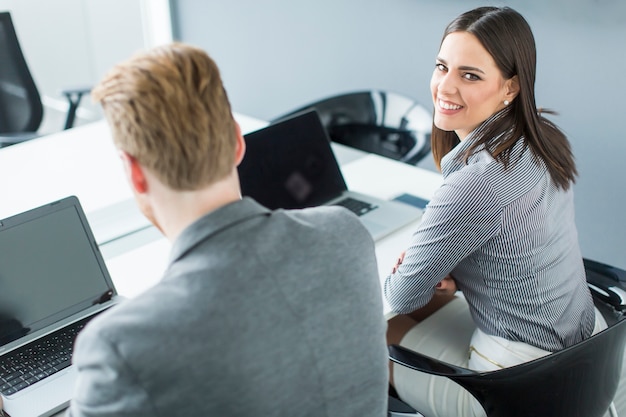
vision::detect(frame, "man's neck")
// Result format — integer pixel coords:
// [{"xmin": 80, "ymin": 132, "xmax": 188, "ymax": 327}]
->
[{"xmin": 151, "ymin": 174, "xmax": 242, "ymax": 242}]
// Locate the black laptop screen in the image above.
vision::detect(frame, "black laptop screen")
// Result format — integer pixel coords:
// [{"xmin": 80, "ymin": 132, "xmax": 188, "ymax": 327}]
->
[
  {"xmin": 238, "ymin": 110, "xmax": 348, "ymax": 210},
  {"xmin": 0, "ymin": 200, "xmax": 113, "ymax": 346}
]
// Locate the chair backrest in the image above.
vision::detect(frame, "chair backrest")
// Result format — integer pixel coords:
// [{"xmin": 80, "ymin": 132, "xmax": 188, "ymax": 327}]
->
[
  {"xmin": 391, "ymin": 314, "xmax": 626, "ymax": 417},
  {"xmin": 0, "ymin": 11, "xmax": 43, "ymax": 134},
  {"xmin": 272, "ymin": 90, "xmax": 432, "ymax": 165},
  {"xmin": 461, "ymin": 318, "xmax": 626, "ymax": 416},
  {"xmin": 389, "ymin": 259, "xmax": 626, "ymax": 417}
]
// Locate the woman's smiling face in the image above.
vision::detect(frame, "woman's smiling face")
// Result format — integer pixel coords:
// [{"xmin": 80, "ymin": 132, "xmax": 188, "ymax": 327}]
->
[{"xmin": 430, "ymin": 31, "xmax": 518, "ymax": 140}]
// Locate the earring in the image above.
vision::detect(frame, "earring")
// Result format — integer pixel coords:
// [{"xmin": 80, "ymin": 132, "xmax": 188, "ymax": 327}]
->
[{"xmin": 504, "ymin": 100, "xmax": 510, "ymax": 106}]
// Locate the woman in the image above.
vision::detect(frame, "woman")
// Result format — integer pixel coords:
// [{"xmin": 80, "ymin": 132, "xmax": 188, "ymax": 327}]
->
[{"xmin": 385, "ymin": 6, "xmax": 604, "ymax": 417}]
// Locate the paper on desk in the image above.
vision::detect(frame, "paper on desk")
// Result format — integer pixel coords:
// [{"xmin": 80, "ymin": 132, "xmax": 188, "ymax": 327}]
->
[
  {"xmin": 341, "ymin": 154, "xmax": 443, "ymax": 201},
  {"xmin": 105, "ymin": 238, "xmax": 171, "ymax": 299},
  {"xmin": 374, "ymin": 217, "xmax": 421, "ymax": 319}
]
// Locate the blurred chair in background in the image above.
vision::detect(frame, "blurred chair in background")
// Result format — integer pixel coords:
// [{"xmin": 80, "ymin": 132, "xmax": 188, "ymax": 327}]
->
[
  {"xmin": 0, "ymin": 11, "xmax": 90, "ymax": 148},
  {"xmin": 272, "ymin": 90, "xmax": 433, "ymax": 166}
]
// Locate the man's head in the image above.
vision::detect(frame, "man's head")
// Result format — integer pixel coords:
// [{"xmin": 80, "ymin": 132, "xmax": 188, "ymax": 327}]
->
[{"xmin": 92, "ymin": 42, "xmax": 238, "ymax": 191}]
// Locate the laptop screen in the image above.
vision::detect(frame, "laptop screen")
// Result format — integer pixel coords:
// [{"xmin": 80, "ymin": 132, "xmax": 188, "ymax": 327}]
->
[
  {"xmin": 0, "ymin": 197, "xmax": 115, "ymax": 347},
  {"xmin": 238, "ymin": 110, "xmax": 348, "ymax": 210}
]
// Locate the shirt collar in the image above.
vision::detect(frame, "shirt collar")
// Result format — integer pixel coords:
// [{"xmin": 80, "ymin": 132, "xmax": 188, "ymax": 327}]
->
[{"xmin": 440, "ymin": 107, "xmax": 511, "ymax": 177}]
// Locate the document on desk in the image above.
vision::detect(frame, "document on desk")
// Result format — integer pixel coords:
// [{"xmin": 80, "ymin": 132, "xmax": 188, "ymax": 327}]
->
[
  {"xmin": 87, "ymin": 199, "xmax": 153, "ymax": 245},
  {"xmin": 104, "ymin": 238, "xmax": 171, "ymax": 299},
  {"xmin": 340, "ymin": 154, "xmax": 443, "ymax": 202}
]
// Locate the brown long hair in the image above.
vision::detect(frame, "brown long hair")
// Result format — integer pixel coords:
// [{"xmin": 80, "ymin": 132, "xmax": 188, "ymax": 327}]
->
[{"xmin": 431, "ymin": 7, "xmax": 577, "ymax": 190}]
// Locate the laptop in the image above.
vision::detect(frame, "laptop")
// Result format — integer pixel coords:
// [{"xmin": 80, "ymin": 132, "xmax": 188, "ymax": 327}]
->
[
  {"xmin": 0, "ymin": 196, "xmax": 120, "ymax": 417},
  {"xmin": 239, "ymin": 109, "xmax": 423, "ymax": 241}
]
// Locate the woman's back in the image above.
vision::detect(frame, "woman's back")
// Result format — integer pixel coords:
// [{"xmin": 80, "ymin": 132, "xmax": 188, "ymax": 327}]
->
[{"xmin": 447, "ymin": 131, "xmax": 594, "ymax": 351}]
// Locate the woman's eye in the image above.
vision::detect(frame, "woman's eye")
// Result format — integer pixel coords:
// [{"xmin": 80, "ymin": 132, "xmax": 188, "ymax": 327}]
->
[
  {"xmin": 463, "ymin": 73, "xmax": 481, "ymax": 81},
  {"xmin": 435, "ymin": 63, "xmax": 447, "ymax": 72}
]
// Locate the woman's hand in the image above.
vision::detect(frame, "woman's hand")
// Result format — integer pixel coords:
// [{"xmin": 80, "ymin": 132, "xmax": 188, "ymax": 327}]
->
[
  {"xmin": 391, "ymin": 251, "xmax": 405, "ymax": 274},
  {"xmin": 392, "ymin": 253, "xmax": 458, "ymax": 294},
  {"xmin": 435, "ymin": 274, "xmax": 457, "ymax": 295}
]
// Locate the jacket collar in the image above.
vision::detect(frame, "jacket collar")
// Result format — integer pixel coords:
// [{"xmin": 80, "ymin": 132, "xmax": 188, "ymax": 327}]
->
[{"xmin": 168, "ymin": 197, "xmax": 271, "ymax": 264}]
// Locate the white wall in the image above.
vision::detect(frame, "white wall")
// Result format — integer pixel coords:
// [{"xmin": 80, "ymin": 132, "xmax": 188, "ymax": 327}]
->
[
  {"xmin": 0, "ymin": 0, "xmax": 171, "ymax": 126},
  {"xmin": 3, "ymin": 0, "xmax": 621, "ymax": 269},
  {"xmin": 171, "ymin": 0, "xmax": 626, "ymax": 269}
]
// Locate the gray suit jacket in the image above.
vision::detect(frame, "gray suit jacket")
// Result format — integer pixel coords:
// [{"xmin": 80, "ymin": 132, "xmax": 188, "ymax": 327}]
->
[{"xmin": 68, "ymin": 198, "xmax": 388, "ymax": 416}]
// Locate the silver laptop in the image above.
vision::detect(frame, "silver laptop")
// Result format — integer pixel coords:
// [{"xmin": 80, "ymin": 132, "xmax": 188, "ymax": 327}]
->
[
  {"xmin": 0, "ymin": 196, "xmax": 120, "ymax": 417},
  {"xmin": 239, "ymin": 109, "xmax": 423, "ymax": 240}
]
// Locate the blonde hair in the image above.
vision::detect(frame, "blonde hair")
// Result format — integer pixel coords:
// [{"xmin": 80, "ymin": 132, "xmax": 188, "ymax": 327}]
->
[{"xmin": 91, "ymin": 42, "xmax": 237, "ymax": 190}]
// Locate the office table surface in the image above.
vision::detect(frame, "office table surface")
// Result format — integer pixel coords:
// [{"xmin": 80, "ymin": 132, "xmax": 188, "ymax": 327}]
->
[
  {"xmin": 1, "ymin": 115, "xmax": 443, "ymax": 416},
  {"xmin": 0, "ymin": 113, "xmax": 443, "ymax": 313},
  {"xmin": 102, "ymin": 151, "xmax": 443, "ymax": 312},
  {"xmin": 0, "ymin": 113, "xmax": 269, "ymax": 220}
]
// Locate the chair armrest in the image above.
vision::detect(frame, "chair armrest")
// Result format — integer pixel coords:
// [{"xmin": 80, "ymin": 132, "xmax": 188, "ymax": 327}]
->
[
  {"xmin": 388, "ymin": 345, "xmax": 477, "ymax": 378},
  {"xmin": 584, "ymin": 258, "xmax": 626, "ymax": 283},
  {"xmin": 584, "ymin": 258, "xmax": 626, "ymax": 311},
  {"xmin": 388, "ymin": 394, "xmax": 423, "ymax": 417},
  {"xmin": 0, "ymin": 132, "xmax": 40, "ymax": 148}
]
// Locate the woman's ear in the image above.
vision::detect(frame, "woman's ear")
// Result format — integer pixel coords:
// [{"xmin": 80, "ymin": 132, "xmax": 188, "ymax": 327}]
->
[
  {"xmin": 119, "ymin": 151, "xmax": 149, "ymax": 194},
  {"xmin": 505, "ymin": 75, "xmax": 520, "ymax": 102}
]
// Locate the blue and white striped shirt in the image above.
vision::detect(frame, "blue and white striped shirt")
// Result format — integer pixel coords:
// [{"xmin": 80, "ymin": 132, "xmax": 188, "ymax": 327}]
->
[{"xmin": 384, "ymin": 112, "xmax": 595, "ymax": 351}]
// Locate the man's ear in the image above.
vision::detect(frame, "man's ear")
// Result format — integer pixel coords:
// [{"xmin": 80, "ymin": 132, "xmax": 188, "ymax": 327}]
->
[
  {"xmin": 233, "ymin": 122, "xmax": 246, "ymax": 166},
  {"xmin": 119, "ymin": 151, "xmax": 149, "ymax": 194}
]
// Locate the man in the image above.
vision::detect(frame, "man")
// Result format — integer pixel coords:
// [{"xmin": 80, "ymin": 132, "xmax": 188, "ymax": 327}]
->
[{"xmin": 58, "ymin": 43, "xmax": 387, "ymax": 416}]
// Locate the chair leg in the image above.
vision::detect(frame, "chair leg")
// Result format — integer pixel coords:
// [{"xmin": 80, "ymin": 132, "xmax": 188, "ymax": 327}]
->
[
  {"xmin": 63, "ymin": 92, "xmax": 85, "ymax": 130},
  {"xmin": 609, "ymin": 402, "xmax": 618, "ymax": 417}
]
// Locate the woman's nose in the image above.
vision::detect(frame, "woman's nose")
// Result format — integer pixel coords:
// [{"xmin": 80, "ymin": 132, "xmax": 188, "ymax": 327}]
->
[{"xmin": 436, "ymin": 73, "xmax": 457, "ymax": 95}]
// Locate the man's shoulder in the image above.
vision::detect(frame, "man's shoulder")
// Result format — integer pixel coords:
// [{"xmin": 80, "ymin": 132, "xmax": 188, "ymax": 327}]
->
[
  {"xmin": 80, "ymin": 286, "xmax": 176, "ymax": 340},
  {"xmin": 275, "ymin": 205, "xmax": 373, "ymax": 246},
  {"xmin": 283, "ymin": 205, "xmax": 364, "ymax": 229}
]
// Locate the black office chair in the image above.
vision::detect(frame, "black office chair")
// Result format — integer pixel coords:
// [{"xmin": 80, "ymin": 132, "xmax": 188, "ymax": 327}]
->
[
  {"xmin": 271, "ymin": 90, "xmax": 433, "ymax": 166},
  {"xmin": 0, "ymin": 11, "xmax": 90, "ymax": 148},
  {"xmin": 388, "ymin": 258, "xmax": 626, "ymax": 417}
]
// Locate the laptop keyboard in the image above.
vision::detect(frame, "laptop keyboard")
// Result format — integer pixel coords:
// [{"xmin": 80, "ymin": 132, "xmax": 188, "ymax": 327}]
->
[
  {"xmin": 0, "ymin": 314, "xmax": 96, "ymax": 396},
  {"xmin": 333, "ymin": 197, "xmax": 378, "ymax": 216}
]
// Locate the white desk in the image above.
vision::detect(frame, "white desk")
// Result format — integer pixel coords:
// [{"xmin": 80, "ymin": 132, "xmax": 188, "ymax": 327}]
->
[
  {"xmin": 0, "ymin": 113, "xmax": 268, "ymax": 217},
  {"xmin": 0, "ymin": 113, "xmax": 270, "ymax": 243},
  {"xmin": 0, "ymin": 113, "xmax": 443, "ymax": 311},
  {"xmin": 1, "ymin": 114, "xmax": 442, "ymax": 417},
  {"xmin": 103, "ymin": 151, "xmax": 444, "ymax": 309}
]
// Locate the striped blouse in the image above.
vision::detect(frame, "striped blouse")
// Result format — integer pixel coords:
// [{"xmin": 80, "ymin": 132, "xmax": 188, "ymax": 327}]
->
[{"xmin": 384, "ymin": 111, "xmax": 595, "ymax": 351}]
